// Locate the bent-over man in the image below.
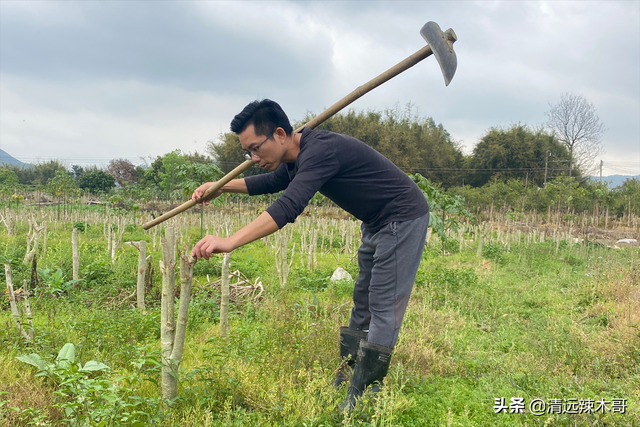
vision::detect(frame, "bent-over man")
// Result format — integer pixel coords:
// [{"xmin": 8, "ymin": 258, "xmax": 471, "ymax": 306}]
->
[{"xmin": 191, "ymin": 99, "xmax": 429, "ymax": 410}]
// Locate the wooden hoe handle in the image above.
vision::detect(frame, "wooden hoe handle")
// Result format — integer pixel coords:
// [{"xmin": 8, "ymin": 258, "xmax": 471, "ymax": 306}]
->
[{"xmin": 143, "ymin": 42, "xmax": 440, "ymax": 230}]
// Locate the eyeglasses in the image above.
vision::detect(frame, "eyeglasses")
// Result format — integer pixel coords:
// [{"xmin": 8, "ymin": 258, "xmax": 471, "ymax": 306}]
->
[{"xmin": 243, "ymin": 135, "xmax": 272, "ymax": 161}]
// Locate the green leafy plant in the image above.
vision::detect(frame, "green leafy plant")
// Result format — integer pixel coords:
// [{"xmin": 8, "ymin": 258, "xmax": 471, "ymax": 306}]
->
[
  {"xmin": 17, "ymin": 343, "xmax": 109, "ymax": 379},
  {"xmin": 295, "ymin": 267, "xmax": 333, "ymax": 292},
  {"xmin": 482, "ymin": 243, "xmax": 507, "ymax": 264},
  {"xmin": 16, "ymin": 343, "xmax": 163, "ymax": 426},
  {"xmin": 37, "ymin": 267, "xmax": 82, "ymax": 297},
  {"xmin": 411, "ymin": 173, "xmax": 474, "ymax": 246},
  {"xmin": 82, "ymin": 260, "xmax": 114, "ymax": 287},
  {"xmin": 72, "ymin": 222, "xmax": 87, "ymax": 232}
]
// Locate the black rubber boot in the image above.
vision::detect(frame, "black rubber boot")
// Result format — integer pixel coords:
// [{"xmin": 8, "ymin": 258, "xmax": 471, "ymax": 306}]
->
[
  {"xmin": 334, "ymin": 327, "xmax": 368, "ymax": 387},
  {"xmin": 339, "ymin": 340, "xmax": 393, "ymax": 411}
]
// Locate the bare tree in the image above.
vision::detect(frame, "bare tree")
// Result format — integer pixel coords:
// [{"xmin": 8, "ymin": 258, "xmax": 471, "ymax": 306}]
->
[
  {"xmin": 545, "ymin": 93, "xmax": 606, "ymax": 176},
  {"xmin": 106, "ymin": 158, "xmax": 138, "ymax": 187}
]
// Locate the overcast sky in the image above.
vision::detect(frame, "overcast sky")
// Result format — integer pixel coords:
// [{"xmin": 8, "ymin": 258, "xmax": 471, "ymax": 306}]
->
[{"xmin": 1, "ymin": 0, "xmax": 639, "ymax": 176}]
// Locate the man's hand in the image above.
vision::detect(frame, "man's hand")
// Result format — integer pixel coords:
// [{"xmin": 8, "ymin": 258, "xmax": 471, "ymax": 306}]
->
[
  {"xmin": 191, "ymin": 182, "xmax": 222, "ymax": 205},
  {"xmin": 191, "ymin": 235, "xmax": 235, "ymax": 260},
  {"xmin": 190, "ymin": 211, "xmax": 279, "ymax": 260}
]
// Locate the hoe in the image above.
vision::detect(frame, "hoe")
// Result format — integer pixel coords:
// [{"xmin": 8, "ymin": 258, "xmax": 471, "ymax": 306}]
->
[{"xmin": 143, "ymin": 21, "xmax": 458, "ymax": 230}]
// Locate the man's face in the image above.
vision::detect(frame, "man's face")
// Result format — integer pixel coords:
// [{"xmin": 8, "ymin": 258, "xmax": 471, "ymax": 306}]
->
[{"xmin": 238, "ymin": 124, "xmax": 281, "ymax": 172}]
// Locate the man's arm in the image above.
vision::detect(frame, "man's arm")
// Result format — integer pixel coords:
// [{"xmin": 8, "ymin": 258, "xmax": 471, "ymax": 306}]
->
[
  {"xmin": 191, "ymin": 211, "xmax": 279, "ymax": 260},
  {"xmin": 191, "ymin": 178, "xmax": 248, "ymax": 204}
]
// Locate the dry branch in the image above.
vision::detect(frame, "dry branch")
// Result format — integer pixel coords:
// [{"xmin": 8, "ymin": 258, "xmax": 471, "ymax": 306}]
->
[
  {"xmin": 205, "ymin": 270, "xmax": 264, "ymax": 305},
  {"xmin": 23, "ymin": 222, "xmax": 44, "ymax": 265}
]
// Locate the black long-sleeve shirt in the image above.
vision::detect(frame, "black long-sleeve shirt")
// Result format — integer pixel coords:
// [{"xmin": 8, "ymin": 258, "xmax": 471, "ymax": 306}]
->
[{"xmin": 244, "ymin": 127, "xmax": 429, "ymax": 233}]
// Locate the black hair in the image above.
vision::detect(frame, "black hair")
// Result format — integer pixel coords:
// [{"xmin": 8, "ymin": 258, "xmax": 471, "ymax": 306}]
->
[{"xmin": 230, "ymin": 99, "xmax": 293, "ymax": 136}]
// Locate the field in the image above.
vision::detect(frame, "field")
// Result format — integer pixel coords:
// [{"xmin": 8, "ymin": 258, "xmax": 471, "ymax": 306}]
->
[{"xmin": 1, "ymin": 203, "xmax": 639, "ymax": 427}]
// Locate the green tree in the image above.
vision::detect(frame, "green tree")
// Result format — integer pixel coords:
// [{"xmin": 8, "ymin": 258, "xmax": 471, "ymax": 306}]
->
[
  {"xmin": 206, "ymin": 133, "xmax": 266, "ymax": 177},
  {"xmin": 32, "ymin": 160, "xmax": 68, "ymax": 185},
  {"xmin": 78, "ymin": 170, "xmax": 116, "ymax": 194},
  {"xmin": 171, "ymin": 162, "xmax": 224, "ymax": 199},
  {"xmin": 46, "ymin": 170, "xmax": 78, "ymax": 199},
  {"xmin": 6, "ymin": 160, "xmax": 67, "ymax": 185},
  {"xmin": 46, "ymin": 169, "xmax": 79, "ymax": 217},
  {"xmin": 160, "ymin": 151, "xmax": 189, "ymax": 193},
  {"xmin": 411, "ymin": 173, "xmax": 474, "ymax": 247},
  {"xmin": 140, "ymin": 156, "xmax": 164, "ymax": 189},
  {"xmin": 0, "ymin": 168, "xmax": 20, "ymax": 200},
  {"xmin": 611, "ymin": 177, "xmax": 640, "ymax": 217},
  {"xmin": 0, "ymin": 168, "xmax": 19, "ymax": 187},
  {"xmin": 71, "ymin": 164, "xmax": 85, "ymax": 179},
  {"xmin": 308, "ymin": 105, "xmax": 465, "ymax": 187},
  {"xmin": 467, "ymin": 124, "xmax": 571, "ymax": 187}
]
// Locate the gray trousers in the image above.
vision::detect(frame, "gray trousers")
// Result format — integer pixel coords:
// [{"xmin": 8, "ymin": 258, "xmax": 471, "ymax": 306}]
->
[{"xmin": 348, "ymin": 213, "xmax": 429, "ymax": 348}]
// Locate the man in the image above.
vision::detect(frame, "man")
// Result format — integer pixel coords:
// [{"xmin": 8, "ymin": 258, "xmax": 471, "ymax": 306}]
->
[{"xmin": 191, "ymin": 99, "xmax": 429, "ymax": 410}]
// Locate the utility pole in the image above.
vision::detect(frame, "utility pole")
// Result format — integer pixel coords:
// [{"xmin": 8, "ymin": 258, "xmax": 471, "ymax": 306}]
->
[
  {"xmin": 544, "ymin": 151, "xmax": 549, "ymax": 188},
  {"xmin": 600, "ymin": 160, "xmax": 603, "ymax": 182}
]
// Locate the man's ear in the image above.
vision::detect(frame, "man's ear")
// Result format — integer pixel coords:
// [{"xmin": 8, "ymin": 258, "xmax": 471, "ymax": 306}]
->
[{"xmin": 274, "ymin": 127, "xmax": 287, "ymax": 143}]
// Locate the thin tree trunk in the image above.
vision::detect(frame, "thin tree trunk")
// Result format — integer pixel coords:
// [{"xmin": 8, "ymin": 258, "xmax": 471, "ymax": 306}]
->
[
  {"xmin": 137, "ymin": 241, "xmax": 147, "ymax": 310},
  {"xmin": 4, "ymin": 264, "xmax": 32, "ymax": 340},
  {"xmin": 170, "ymin": 251, "xmax": 196, "ymax": 366},
  {"xmin": 107, "ymin": 223, "xmax": 112, "ymax": 255},
  {"xmin": 23, "ymin": 223, "xmax": 44, "ymax": 266},
  {"xmin": 111, "ymin": 230, "xmax": 116, "ymax": 264},
  {"xmin": 42, "ymin": 222, "xmax": 47, "ymax": 257},
  {"xmin": 72, "ymin": 228, "xmax": 80, "ymax": 280},
  {"xmin": 160, "ymin": 227, "xmax": 177, "ymax": 401},
  {"xmin": 117, "ymin": 217, "xmax": 125, "ymax": 250},
  {"xmin": 220, "ymin": 252, "xmax": 232, "ymax": 337},
  {"xmin": 476, "ymin": 227, "xmax": 484, "ymax": 258},
  {"xmin": 22, "ymin": 279, "xmax": 34, "ymax": 339},
  {"xmin": 274, "ymin": 228, "xmax": 295, "ymax": 287}
]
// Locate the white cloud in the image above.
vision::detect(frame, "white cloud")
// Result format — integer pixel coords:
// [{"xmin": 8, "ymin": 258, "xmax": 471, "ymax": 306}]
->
[
  {"xmin": 0, "ymin": 76, "xmax": 246, "ymax": 164},
  {"xmin": 0, "ymin": 0, "xmax": 637, "ymax": 174}
]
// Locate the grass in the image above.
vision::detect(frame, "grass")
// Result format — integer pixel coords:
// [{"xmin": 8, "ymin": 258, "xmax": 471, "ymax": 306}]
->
[{"xmin": 1, "ymin": 211, "xmax": 639, "ymax": 426}]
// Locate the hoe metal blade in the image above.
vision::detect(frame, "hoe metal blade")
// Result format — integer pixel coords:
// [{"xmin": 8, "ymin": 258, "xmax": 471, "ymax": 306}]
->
[{"xmin": 420, "ymin": 21, "xmax": 458, "ymax": 86}]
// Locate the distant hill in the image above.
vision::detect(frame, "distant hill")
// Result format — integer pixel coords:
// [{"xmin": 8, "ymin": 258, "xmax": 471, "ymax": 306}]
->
[
  {"xmin": 0, "ymin": 148, "xmax": 31, "ymax": 168},
  {"xmin": 589, "ymin": 174, "xmax": 640, "ymax": 188}
]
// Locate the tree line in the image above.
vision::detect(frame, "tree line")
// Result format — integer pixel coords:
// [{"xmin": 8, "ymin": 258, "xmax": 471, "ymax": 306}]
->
[{"xmin": 2, "ymin": 94, "xmax": 637, "ymax": 217}]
